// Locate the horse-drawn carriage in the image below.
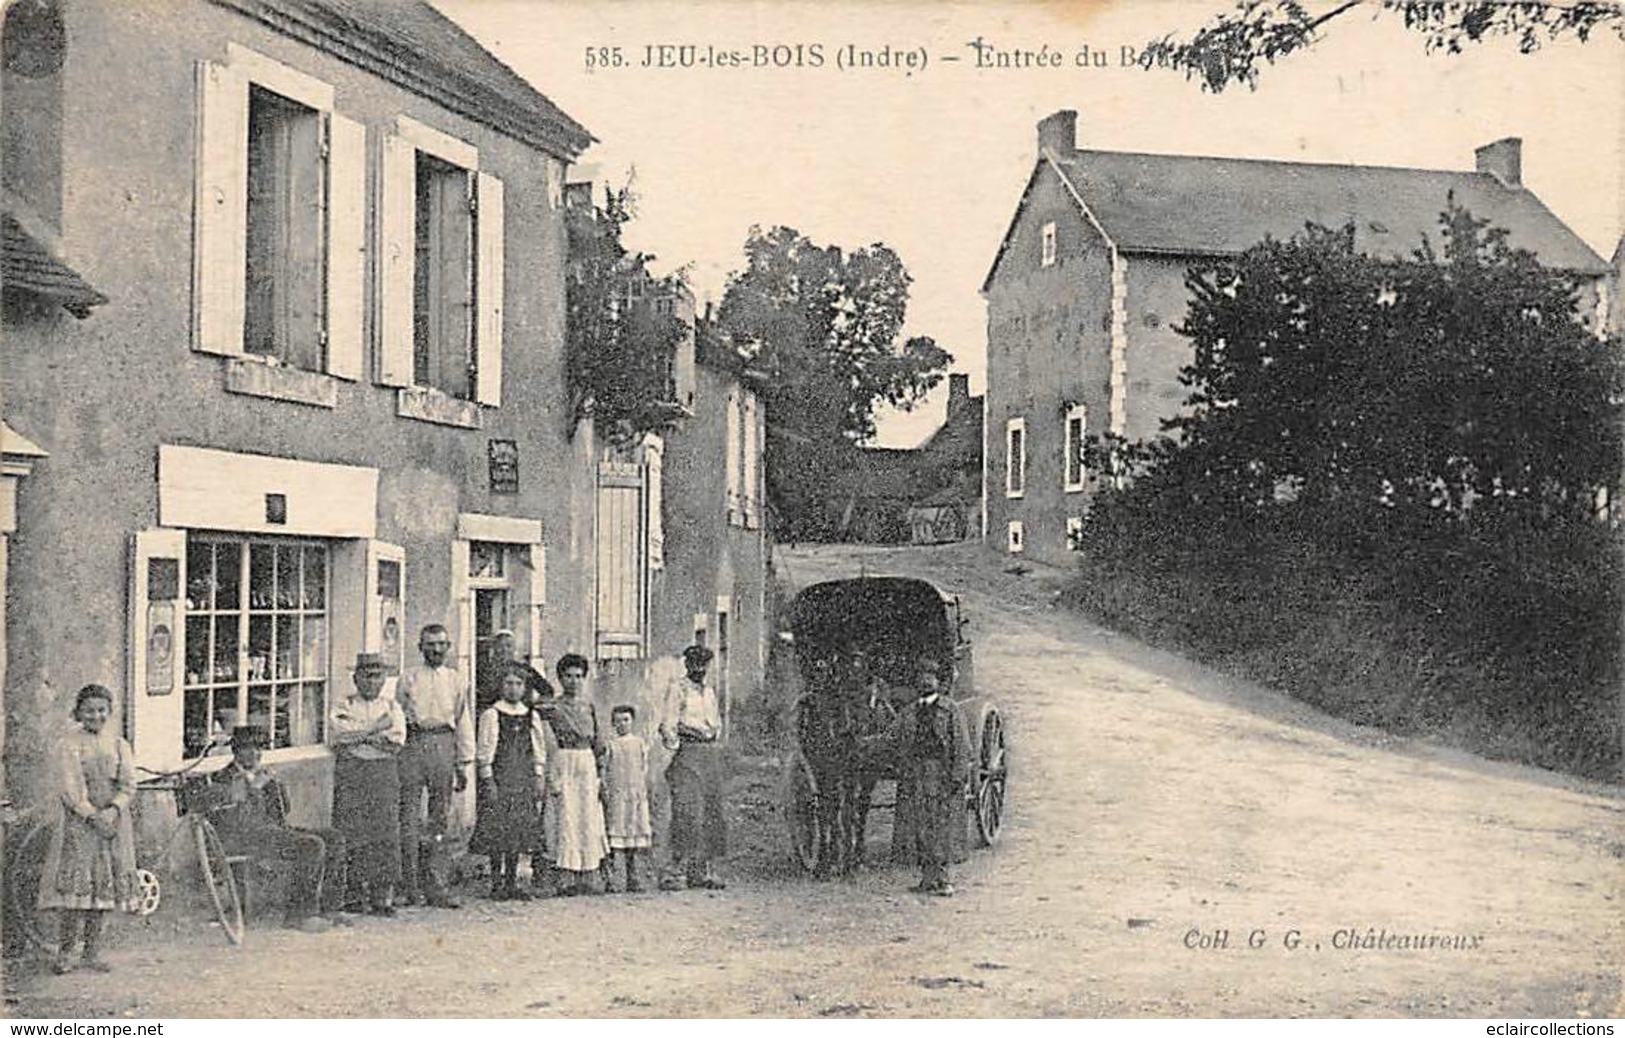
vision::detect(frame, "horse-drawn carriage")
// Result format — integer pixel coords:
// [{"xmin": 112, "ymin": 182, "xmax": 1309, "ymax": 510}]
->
[{"xmin": 781, "ymin": 576, "xmax": 1008, "ymax": 876}]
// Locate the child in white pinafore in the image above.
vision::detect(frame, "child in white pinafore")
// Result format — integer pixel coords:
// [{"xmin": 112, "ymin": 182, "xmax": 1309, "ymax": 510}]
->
[{"xmin": 602, "ymin": 705, "xmax": 652, "ymax": 893}]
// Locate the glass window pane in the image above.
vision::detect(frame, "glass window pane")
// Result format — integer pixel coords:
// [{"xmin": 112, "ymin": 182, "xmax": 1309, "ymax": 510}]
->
[
  {"xmin": 215, "ymin": 542, "xmax": 241, "ymax": 611},
  {"xmin": 186, "ymin": 543, "xmax": 213, "ymax": 612},
  {"xmin": 248, "ymin": 614, "xmax": 272, "ymax": 683},
  {"xmin": 212, "ymin": 615, "xmax": 240, "ymax": 685},
  {"xmin": 305, "ymin": 546, "xmax": 326, "ymax": 610},
  {"xmin": 276, "ymin": 545, "xmax": 300, "ymax": 609},
  {"xmin": 247, "ymin": 684, "xmax": 273, "ymax": 737},
  {"xmin": 185, "ymin": 615, "xmax": 211, "ymax": 688},
  {"xmin": 275, "ymin": 614, "xmax": 299, "ymax": 679},
  {"xmin": 184, "ymin": 689, "xmax": 212, "ymax": 760},
  {"xmin": 250, "ymin": 544, "xmax": 274, "ymax": 610},
  {"xmin": 301, "ymin": 616, "xmax": 327, "ymax": 679}
]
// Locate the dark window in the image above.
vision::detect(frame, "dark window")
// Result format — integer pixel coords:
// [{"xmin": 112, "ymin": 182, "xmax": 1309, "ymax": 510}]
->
[
  {"xmin": 245, "ymin": 85, "xmax": 325, "ymax": 369},
  {"xmin": 413, "ymin": 152, "xmax": 475, "ymax": 398}
]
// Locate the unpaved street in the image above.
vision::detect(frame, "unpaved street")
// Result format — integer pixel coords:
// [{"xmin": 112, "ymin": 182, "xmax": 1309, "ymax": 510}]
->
[{"xmin": 8, "ymin": 542, "xmax": 1621, "ymax": 1018}]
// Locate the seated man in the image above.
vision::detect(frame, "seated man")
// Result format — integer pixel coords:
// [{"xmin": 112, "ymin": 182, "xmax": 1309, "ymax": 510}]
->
[{"xmin": 204, "ymin": 725, "xmax": 350, "ymax": 932}]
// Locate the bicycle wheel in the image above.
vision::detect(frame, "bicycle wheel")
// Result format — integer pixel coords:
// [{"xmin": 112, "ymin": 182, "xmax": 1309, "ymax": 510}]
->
[
  {"xmin": 4, "ymin": 818, "xmax": 56, "ymax": 953},
  {"xmin": 191, "ymin": 817, "xmax": 244, "ymax": 946}
]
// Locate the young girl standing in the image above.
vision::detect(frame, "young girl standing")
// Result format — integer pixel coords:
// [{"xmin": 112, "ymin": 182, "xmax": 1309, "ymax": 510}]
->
[
  {"xmin": 40, "ymin": 684, "xmax": 140, "ymax": 974},
  {"xmin": 601, "ymin": 705, "xmax": 652, "ymax": 893},
  {"xmin": 472, "ymin": 662, "xmax": 547, "ymax": 900}
]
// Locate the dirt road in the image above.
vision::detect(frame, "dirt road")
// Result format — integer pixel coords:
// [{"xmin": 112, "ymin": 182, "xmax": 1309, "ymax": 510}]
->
[{"xmin": 8, "ymin": 542, "xmax": 1620, "ymax": 1018}]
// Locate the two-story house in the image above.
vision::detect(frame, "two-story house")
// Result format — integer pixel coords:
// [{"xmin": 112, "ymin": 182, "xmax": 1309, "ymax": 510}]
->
[
  {"xmin": 1, "ymin": 0, "xmax": 595, "ymax": 826},
  {"xmin": 984, "ymin": 110, "xmax": 1614, "ymax": 568}
]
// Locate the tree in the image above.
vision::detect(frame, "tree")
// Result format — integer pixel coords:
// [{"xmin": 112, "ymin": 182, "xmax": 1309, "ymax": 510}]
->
[
  {"xmin": 1139, "ymin": 0, "xmax": 1624, "ymax": 93},
  {"xmin": 716, "ymin": 226, "xmax": 951, "ymax": 538},
  {"xmin": 565, "ymin": 184, "xmax": 691, "ymax": 448}
]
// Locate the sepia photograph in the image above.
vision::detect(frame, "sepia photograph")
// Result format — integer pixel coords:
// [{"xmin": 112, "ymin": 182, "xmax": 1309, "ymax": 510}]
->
[{"xmin": 0, "ymin": 0, "xmax": 1621, "ymax": 1021}]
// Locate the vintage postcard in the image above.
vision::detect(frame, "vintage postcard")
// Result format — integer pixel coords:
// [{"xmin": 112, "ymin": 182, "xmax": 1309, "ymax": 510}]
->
[{"xmin": 1, "ymin": 0, "xmax": 1620, "ymax": 1022}]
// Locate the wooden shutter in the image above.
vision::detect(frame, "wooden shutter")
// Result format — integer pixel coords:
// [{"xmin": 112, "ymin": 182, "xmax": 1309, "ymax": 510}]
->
[
  {"xmin": 450, "ymin": 538, "xmax": 474, "ymax": 688},
  {"xmin": 193, "ymin": 61, "xmax": 248, "ymax": 357},
  {"xmin": 595, "ymin": 460, "xmax": 645, "ymax": 659},
  {"xmin": 326, "ymin": 112, "xmax": 367, "ymax": 380},
  {"xmin": 377, "ymin": 133, "xmax": 416, "ymax": 386},
  {"xmin": 645, "ymin": 436, "xmax": 664, "ymax": 570},
  {"xmin": 475, "ymin": 170, "xmax": 505, "ymax": 406},
  {"xmin": 130, "ymin": 530, "xmax": 187, "ymax": 771},
  {"xmin": 724, "ymin": 390, "xmax": 741, "ymax": 524},
  {"xmin": 526, "ymin": 542, "xmax": 547, "ymax": 665}
]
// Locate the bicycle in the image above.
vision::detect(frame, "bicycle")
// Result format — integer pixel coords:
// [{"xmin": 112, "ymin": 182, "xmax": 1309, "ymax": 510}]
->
[{"xmin": 6, "ymin": 766, "xmax": 246, "ymax": 954}]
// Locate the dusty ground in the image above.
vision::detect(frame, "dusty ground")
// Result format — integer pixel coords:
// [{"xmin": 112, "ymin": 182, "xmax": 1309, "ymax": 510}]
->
[{"xmin": 6, "ymin": 541, "xmax": 1621, "ymax": 1018}]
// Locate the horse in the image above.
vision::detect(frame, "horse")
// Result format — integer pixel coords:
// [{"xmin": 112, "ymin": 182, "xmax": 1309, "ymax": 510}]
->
[{"xmin": 793, "ymin": 656, "xmax": 898, "ymax": 877}]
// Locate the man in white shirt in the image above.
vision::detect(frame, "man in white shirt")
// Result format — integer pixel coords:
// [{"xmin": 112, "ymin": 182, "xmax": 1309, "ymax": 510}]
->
[{"xmin": 395, "ymin": 623, "xmax": 473, "ymax": 908}]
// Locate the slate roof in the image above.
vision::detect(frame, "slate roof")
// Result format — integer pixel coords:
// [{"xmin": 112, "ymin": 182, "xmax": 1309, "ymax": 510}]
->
[
  {"xmin": 2, "ymin": 214, "xmax": 107, "ymax": 318},
  {"xmin": 212, "ymin": 0, "xmax": 593, "ymax": 158},
  {"xmin": 984, "ymin": 146, "xmax": 1608, "ymax": 291}
]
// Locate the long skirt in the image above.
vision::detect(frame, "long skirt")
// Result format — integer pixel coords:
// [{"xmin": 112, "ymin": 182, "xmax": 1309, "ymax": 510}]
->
[
  {"xmin": 545, "ymin": 748, "xmax": 607, "ymax": 872},
  {"xmin": 333, "ymin": 754, "xmax": 401, "ymax": 888},
  {"xmin": 666, "ymin": 741, "xmax": 726, "ymax": 866},
  {"xmin": 39, "ymin": 805, "xmax": 140, "ymax": 912}
]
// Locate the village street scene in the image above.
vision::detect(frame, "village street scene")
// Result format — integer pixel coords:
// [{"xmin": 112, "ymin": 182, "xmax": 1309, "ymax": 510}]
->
[{"xmin": 0, "ymin": 0, "xmax": 1621, "ymax": 1022}]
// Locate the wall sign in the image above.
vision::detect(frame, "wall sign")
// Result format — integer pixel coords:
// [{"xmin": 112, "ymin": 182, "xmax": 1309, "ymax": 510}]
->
[{"xmin": 488, "ymin": 439, "xmax": 519, "ymax": 494}]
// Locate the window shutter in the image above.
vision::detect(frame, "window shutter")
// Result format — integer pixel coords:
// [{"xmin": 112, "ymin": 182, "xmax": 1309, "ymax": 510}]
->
[
  {"xmin": 526, "ymin": 542, "xmax": 547, "ymax": 665},
  {"xmin": 377, "ymin": 133, "xmax": 416, "ymax": 386},
  {"xmin": 742, "ymin": 393, "xmax": 759, "ymax": 529},
  {"xmin": 724, "ymin": 390, "xmax": 741, "ymax": 524},
  {"xmin": 595, "ymin": 460, "xmax": 645, "ymax": 659},
  {"xmin": 475, "ymin": 170, "xmax": 505, "ymax": 406},
  {"xmin": 326, "ymin": 113, "xmax": 367, "ymax": 381},
  {"xmin": 130, "ymin": 530, "xmax": 187, "ymax": 772},
  {"xmin": 193, "ymin": 61, "xmax": 248, "ymax": 357},
  {"xmin": 645, "ymin": 436, "xmax": 665, "ymax": 570},
  {"xmin": 450, "ymin": 537, "xmax": 474, "ymax": 689}
]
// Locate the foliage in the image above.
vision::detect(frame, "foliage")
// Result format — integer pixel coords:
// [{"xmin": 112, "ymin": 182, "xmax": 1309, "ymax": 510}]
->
[
  {"xmin": 1138, "ymin": 0, "xmax": 1624, "ymax": 92},
  {"xmin": 1070, "ymin": 205, "xmax": 1624, "ymax": 779},
  {"xmin": 717, "ymin": 226, "xmax": 951, "ymax": 539},
  {"xmin": 565, "ymin": 184, "xmax": 692, "ymax": 448}
]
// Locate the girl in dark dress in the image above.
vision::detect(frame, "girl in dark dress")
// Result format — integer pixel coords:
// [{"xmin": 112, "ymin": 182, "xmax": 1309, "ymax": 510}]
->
[{"xmin": 473, "ymin": 662, "xmax": 548, "ymax": 899}]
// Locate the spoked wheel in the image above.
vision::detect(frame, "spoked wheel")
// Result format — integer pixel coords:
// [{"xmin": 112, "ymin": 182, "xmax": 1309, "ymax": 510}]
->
[
  {"xmin": 786, "ymin": 758, "xmax": 823, "ymax": 874},
  {"xmin": 5, "ymin": 818, "xmax": 56, "ymax": 953},
  {"xmin": 191, "ymin": 818, "xmax": 244, "ymax": 946},
  {"xmin": 974, "ymin": 710, "xmax": 1008, "ymax": 847},
  {"xmin": 133, "ymin": 868, "xmax": 162, "ymax": 917}
]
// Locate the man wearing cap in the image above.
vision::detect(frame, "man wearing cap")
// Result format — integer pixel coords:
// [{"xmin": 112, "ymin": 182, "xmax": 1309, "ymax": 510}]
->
[
  {"xmin": 657, "ymin": 645, "xmax": 727, "ymax": 890},
  {"xmin": 204, "ymin": 724, "xmax": 349, "ymax": 931},
  {"xmin": 395, "ymin": 623, "xmax": 474, "ymax": 908},
  {"xmin": 897, "ymin": 655, "xmax": 970, "ymax": 897}
]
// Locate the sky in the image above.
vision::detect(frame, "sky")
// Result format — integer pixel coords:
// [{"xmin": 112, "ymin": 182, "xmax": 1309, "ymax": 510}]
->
[{"xmin": 435, "ymin": 0, "xmax": 1624, "ymax": 447}]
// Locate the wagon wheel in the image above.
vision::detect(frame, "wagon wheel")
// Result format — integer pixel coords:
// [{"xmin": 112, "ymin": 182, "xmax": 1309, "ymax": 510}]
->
[
  {"xmin": 786, "ymin": 758, "xmax": 823, "ymax": 874},
  {"xmin": 133, "ymin": 868, "xmax": 163, "ymax": 917},
  {"xmin": 5, "ymin": 817, "xmax": 56, "ymax": 953},
  {"xmin": 974, "ymin": 710, "xmax": 1008, "ymax": 847},
  {"xmin": 192, "ymin": 817, "xmax": 245, "ymax": 946}
]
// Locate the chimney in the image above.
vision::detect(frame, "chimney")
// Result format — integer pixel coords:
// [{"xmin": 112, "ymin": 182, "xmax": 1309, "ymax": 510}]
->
[
  {"xmin": 1475, "ymin": 138, "xmax": 1522, "ymax": 188},
  {"xmin": 1037, "ymin": 110, "xmax": 1077, "ymax": 157},
  {"xmin": 947, "ymin": 373, "xmax": 970, "ymax": 421}
]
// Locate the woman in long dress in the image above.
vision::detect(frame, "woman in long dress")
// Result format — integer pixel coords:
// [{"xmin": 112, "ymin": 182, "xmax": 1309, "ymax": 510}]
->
[
  {"xmin": 39, "ymin": 684, "xmax": 141, "ymax": 974},
  {"xmin": 329, "ymin": 652, "xmax": 406, "ymax": 914},
  {"xmin": 537, "ymin": 654, "xmax": 609, "ymax": 895}
]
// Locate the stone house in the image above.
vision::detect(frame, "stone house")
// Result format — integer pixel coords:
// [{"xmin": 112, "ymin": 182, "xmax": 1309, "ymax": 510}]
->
[{"xmin": 983, "ymin": 110, "xmax": 1615, "ymax": 568}]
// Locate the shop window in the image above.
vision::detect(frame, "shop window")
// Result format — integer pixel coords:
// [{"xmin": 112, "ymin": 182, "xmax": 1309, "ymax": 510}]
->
[{"xmin": 183, "ymin": 536, "xmax": 329, "ymax": 758}]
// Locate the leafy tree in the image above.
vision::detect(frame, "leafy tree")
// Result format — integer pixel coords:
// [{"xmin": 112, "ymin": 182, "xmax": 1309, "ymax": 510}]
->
[
  {"xmin": 717, "ymin": 226, "xmax": 950, "ymax": 538},
  {"xmin": 565, "ymin": 184, "xmax": 690, "ymax": 448},
  {"xmin": 1138, "ymin": 0, "xmax": 1624, "ymax": 93}
]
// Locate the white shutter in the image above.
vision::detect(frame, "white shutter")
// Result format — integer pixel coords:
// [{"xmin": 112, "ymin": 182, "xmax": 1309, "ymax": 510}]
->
[
  {"xmin": 377, "ymin": 133, "xmax": 416, "ymax": 386},
  {"xmin": 475, "ymin": 170, "xmax": 505, "ymax": 406},
  {"xmin": 326, "ymin": 112, "xmax": 367, "ymax": 381},
  {"xmin": 742, "ymin": 393, "xmax": 760, "ymax": 529},
  {"xmin": 527, "ymin": 542, "xmax": 547, "ymax": 665},
  {"xmin": 193, "ymin": 61, "xmax": 247, "ymax": 357},
  {"xmin": 646, "ymin": 436, "xmax": 665, "ymax": 570},
  {"xmin": 450, "ymin": 538, "xmax": 474, "ymax": 688},
  {"xmin": 130, "ymin": 530, "xmax": 187, "ymax": 772},
  {"xmin": 364, "ymin": 541, "xmax": 406, "ymax": 700},
  {"xmin": 596, "ymin": 460, "xmax": 645, "ymax": 659},
  {"xmin": 724, "ymin": 390, "xmax": 741, "ymax": 524}
]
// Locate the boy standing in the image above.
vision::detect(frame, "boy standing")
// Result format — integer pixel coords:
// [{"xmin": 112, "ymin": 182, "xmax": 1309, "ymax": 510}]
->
[{"xmin": 899, "ymin": 656, "xmax": 970, "ymax": 897}]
